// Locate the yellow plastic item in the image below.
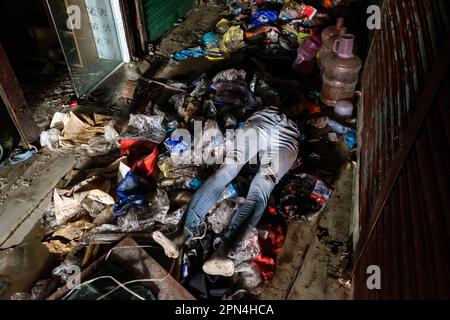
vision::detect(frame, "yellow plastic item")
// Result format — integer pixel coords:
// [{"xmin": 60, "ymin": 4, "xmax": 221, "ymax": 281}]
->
[{"xmin": 220, "ymin": 26, "xmax": 245, "ymax": 53}]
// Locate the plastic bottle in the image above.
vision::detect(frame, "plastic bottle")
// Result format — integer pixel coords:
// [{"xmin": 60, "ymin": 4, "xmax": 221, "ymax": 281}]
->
[
  {"xmin": 294, "ymin": 34, "xmax": 322, "ymax": 66},
  {"xmin": 318, "ymin": 27, "xmax": 347, "ymax": 71},
  {"xmin": 321, "ymin": 18, "xmax": 345, "ymax": 43},
  {"xmin": 320, "ymin": 34, "xmax": 362, "ymax": 107},
  {"xmin": 218, "ymin": 183, "xmax": 239, "ymax": 202}
]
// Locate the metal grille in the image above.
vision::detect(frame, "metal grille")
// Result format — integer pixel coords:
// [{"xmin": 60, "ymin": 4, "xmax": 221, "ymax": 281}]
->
[
  {"xmin": 354, "ymin": 0, "xmax": 450, "ymax": 299},
  {"xmin": 143, "ymin": 0, "xmax": 195, "ymax": 42}
]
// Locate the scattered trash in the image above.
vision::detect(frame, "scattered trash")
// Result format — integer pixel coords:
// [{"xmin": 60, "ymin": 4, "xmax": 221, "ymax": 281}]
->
[
  {"xmin": 277, "ymin": 173, "xmax": 333, "ymax": 221},
  {"xmin": 27, "ymin": 0, "xmax": 359, "ymax": 301}
]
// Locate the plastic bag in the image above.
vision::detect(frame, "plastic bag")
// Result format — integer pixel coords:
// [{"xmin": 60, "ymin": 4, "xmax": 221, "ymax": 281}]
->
[
  {"xmin": 212, "ymin": 69, "xmax": 246, "ymax": 83},
  {"xmin": 235, "ymin": 262, "xmax": 263, "ymax": 290},
  {"xmin": 207, "ymin": 197, "xmax": 245, "ymax": 234},
  {"xmin": 220, "ymin": 26, "xmax": 245, "ymax": 52},
  {"xmin": 152, "ymin": 206, "xmax": 187, "ymax": 231},
  {"xmin": 228, "ymin": 227, "xmax": 260, "ymax": 264},
  {"xmin": 279, "ymin": 3, "xmax": 317, "ymax": 22},
  {"xmin": 148, "ymin": 188, "xmax": 170, "ymax": 216},
  {"xmin": 211, "ymin": 80, "xmax": 257, "ymax": 109},
  {"xmin": 202, "ymin": 32, "xmax": 220, "ymax": 49},
  {"xmin": 326, "ymin": 118, "xmax": 356, "ymax": 150},
  {"xmin": 216, "ymin": 18, "xmax": 231, "ymax": 34},
  {"xmin": 193, "ymin": 119, "xmax": 224, "ymax": 164},
  {"xmin": 158, "ymin": 156, "xmax": 199, "ymax": 179},
  {"xmin": 190, "ymin": 74, "xmax": 210, "ymax": 99},
  {"xmin": 113, "ymin": 171, "xmax": 150, "ymax": 217},
  {"xmin": 40, "ymin": 128, "xmax": 61, "ymax": 150},
  {"xmin": 122, "ymin": 114, "xmax": 166, "ymax": 143},
  {"xmin": 104, "ymin": 123, "xmax": 119, "ymax": 144}
]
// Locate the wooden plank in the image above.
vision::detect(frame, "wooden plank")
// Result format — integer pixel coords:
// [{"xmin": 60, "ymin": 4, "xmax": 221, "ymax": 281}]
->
[
  {"xmin": 0, "ymin": 42, "xmax": 40, "ymax": 148},
  {"xmin": 109, "ymin": 237, "xmax": 195, "ymax": 300}
]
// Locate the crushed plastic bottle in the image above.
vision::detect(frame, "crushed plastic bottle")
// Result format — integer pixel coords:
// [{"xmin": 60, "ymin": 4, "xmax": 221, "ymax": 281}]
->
[
  {"xmin": 293, "ymin": 33, "xmax": 322, "ymax": 75},
  {"xmin": 218, "ymin": 182, "xmax": 240, "ymax": 202}
]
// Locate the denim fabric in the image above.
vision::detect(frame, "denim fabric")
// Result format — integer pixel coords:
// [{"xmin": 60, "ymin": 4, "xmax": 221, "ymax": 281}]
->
[{"xmin": 182, "ymin": 106, "xmax": 300, "ymax": 247}]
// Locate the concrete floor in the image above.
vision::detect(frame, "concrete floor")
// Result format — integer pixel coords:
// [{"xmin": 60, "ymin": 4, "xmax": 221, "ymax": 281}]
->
[{"xmin": 260, "ymin": 163, "xmax": 354, "ymax": 300}]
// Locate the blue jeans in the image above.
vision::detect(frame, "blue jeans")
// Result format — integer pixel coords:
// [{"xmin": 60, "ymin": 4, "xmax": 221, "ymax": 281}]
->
[{"xmin": 182, "ymin": 106, "xmax": 300, "ymax": 247}]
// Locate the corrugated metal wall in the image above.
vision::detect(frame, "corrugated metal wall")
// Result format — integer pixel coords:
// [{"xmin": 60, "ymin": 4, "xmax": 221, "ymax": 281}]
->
[
  {"xmin": 354, "ymin": 0, "xmax": 450, "ymax": 299},
  {"xmin": 143, "ymin": 0, "xmax": 195, "ymax": 42}
]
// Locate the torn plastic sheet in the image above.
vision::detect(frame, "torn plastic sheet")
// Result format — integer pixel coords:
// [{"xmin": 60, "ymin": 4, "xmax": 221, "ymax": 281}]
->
[
  {"xmin": 207, "ymin": 197, "xmax": 245, "ymax": 234},
  {"xmin": 121, "ymin": 114, "xmax": 167, "ymax": 143},
  {"xmin": 150, "ymin": 206, "xmax": 187, "ymax": 233},
  {"xmin": 40, "ymin": 128, "xmax": 61, "ymax": 150},
  {"xmin": 212, "ymin": 69, "xmax": 246, "ymax": 83},
  {"xmin": 235, "ymin": 262, "xmax": 263, "ymax": 290},
  {"xmin": 228, "ymin": 227, "xmax": 261, "ymax": 264}
]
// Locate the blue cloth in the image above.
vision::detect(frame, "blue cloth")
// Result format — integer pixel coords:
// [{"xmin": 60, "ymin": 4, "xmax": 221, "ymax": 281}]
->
[{"xmin": 174, "ymin": 47, "xmax": 207, "ymax": 60}]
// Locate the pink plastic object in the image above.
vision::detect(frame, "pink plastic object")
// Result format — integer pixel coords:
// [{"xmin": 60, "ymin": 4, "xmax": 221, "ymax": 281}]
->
[
  {"xmin": 294, "ymin": 34, "xmax": 322, "ymax": 65},
  {"xmin": 334, "ymin": 100, "xmax": 354, "ymax": 118},
  {"xmin": 320, "ymin": 34, "xmax": 362, "ymax": 107}
]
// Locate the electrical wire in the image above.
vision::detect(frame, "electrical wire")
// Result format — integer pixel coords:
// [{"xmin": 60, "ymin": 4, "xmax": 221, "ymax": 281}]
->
[
  {"xmin": 62, "ymin": 275, "xmax": 146, "ymax": 300},
  {"xmin": 96, "ymin": 259, "xmax": 176, "ymax": 301},
  {"xmin": 63, "ymin": 244, "xmax": 173, "ymax": 301}
]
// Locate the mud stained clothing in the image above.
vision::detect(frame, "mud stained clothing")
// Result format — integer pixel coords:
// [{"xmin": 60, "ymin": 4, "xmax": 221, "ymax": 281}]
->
[{"xmin": 182, "ymin": 106, "xmax": 300, "ymax": 247}]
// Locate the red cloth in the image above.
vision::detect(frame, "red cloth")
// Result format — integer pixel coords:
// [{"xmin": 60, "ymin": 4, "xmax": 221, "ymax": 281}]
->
[
  {"xmin": 120, "ymin": 139, "xmax": 158, "ymax": 180},
  {"xmin": 132, "ymin": 147, "xmax": 158, "ymax": 179},
  {"xmin": 252, "ymin": 219, "xmax": 286, "ymax": 283}
]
